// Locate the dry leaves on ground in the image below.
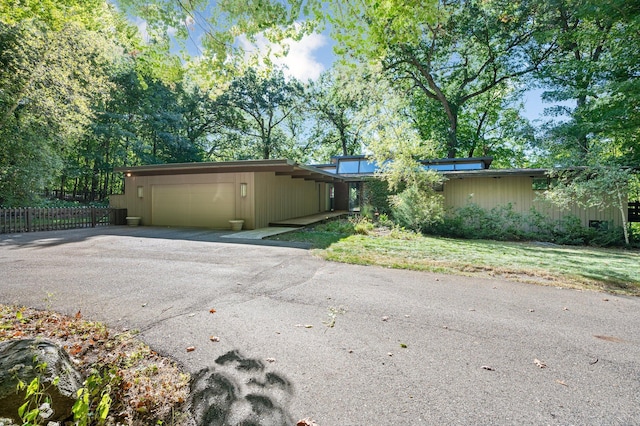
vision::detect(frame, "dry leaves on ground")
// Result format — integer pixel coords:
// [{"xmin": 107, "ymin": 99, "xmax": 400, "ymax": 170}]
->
[
  {"xmin": 0, "ymin": 304, "xmax": 190, "ymax": 425},
  {"xmin": 534, "ymin": 358, "xmax": 547, "ymax": 368}
]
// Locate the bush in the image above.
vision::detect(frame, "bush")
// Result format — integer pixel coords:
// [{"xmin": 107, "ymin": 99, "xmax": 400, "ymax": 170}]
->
[
  {"xmin": 351, "ymin": 216, "xmax": 375, "ymax": 235},
  {"xmin": 390, "ymin": 184, "xmax": 444, "ymax": 233},
  {"xmin": 362, "ymin": 178, "xmax": 395, "ymax": 217},
  {"xmin": 425, "ymin": 202, "xmax": 626, "ymax": 247},
  {"xmin": 315, "ymin": 219, "xmax": 354, "ymax": 234}
]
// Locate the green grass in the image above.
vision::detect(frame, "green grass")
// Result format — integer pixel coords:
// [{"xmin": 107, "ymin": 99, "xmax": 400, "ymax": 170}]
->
[{"xmin": 270, "ymin": 225, "xmax": 640, "ymax": 296}]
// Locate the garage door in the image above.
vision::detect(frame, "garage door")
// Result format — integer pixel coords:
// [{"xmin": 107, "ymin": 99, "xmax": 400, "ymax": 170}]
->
[{"xmin": 152, "ymin": 183, "xmax": 235, "ymax": 228}]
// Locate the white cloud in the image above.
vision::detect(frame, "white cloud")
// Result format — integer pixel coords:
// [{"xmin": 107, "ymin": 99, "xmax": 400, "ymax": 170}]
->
[{"xmin": 238, "ymin": 32, "xmax": 328, "ymax": 81}]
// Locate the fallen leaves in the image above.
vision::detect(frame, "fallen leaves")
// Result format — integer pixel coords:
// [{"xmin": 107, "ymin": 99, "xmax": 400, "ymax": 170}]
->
[
  {"xmin": 555, "ymin": 379, "xmax": 568, "ymax": 387},
  {"xmin": 186, "ymin": 346, "xmax": 196, "ymax": 352},
  {"xmin": 297, "ymin": 418, "xmax": 318, "ymax": 426},
  {"xmin": 265, "ymin": 357, "xmax": 276, "ymax": 363},
  {"xmin": 0, "ymin": 304, "xmax": 190, "ymax": 425},
  {"xmin": 295, "ymin": 324, "xmax": 313, "ymax": 329},
  {"xmin": 534, "ymin": 358, "xmax": 547, "ymax": 369},
  {"xmin": 209, "ymin": 308, "xmax": 217, "ymax": 314},
  {"xmin": 481, "ymin": 365, "xmax": 495, "ymax": 371},
  {"xmin": 594, "ymin": 335, "xmax": 624, "ymax": 343},
  {"xmin": 209, "ymin": 336, "xmax": 220, "ymax": 342}
]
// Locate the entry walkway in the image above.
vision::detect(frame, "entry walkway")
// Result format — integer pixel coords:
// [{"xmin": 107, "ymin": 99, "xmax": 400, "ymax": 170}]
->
[
  {"xmin": 268, "ymin": 210, "xmax": 348, "ymax": 227},
  {"xmin": 221, "ymin": 227, "xmax": 295, "ymax": 240},
  {"xmin": 222, "ymin": 210, "xmax": 349, "ymax": 240}
]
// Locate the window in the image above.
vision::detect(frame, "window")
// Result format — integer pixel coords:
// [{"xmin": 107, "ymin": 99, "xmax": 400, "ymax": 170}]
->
[
  {"xmin": 358, "ymin": 160, "xmax": 377, "ymax": 173},
  {"xmin": 532, "ymin": 177, "xmax": 549, "ymax": 191},
  {"xmin": 589, "ymin": 220, "xmax": 609, "ymax": 230},
  {"xmin": 424, "ymin": 164, "xmax": 454, "ymax": 171},
  {"xmin": 454, "ymin": 162, "xmax": 483, "ymax": 170},
  {"xmin": 337, "ymin": 160, "xmax": 359, "ymax": 174}
]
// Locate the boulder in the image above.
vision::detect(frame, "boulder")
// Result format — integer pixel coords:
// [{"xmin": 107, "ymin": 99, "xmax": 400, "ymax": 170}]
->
[{"xmin": 0, "ymin": 338, "xmax": 82, "ymax": 423}]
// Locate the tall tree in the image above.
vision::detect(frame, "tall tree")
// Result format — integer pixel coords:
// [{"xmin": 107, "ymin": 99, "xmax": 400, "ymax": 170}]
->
[
  {"xmin": 221, "ymin": 68, "xmax": 304, "ymax": 160},
  {"xmin": 375, "ymin": 0, "xmax": 554, "ymax": 158},
  {"xmin": 536, "ymin": 0, "xmax": 640, "ymax": 164},
  {"xmin": 0, "ymin": 19, "xmax": 116, "ymax": 205},
  {"xmin": 305, "ymin": 67, "xmax": 371, "ymax": 157}
]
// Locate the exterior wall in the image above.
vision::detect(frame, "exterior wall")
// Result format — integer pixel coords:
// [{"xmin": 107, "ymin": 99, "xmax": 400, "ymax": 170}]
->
[
  {"xmin": 443, "ymin": 176, "xmax": 623, "ymax": 227},
  {"xmin": 253, "ymin": 172, "xmax": 322, "ymax": 228},
  {"xmin": 109, "ymin": 172, "xmax": 255, "ymax": 229}
]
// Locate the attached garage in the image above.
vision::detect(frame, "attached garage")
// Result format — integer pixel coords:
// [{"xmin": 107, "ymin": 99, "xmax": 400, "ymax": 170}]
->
[
  {"xmin": 110, "ymin": 160, "xmax": 344, "ymax": 230},
  {"xmin": 151, "ymin": 183, "xmax": 235, "ymax": 228}
]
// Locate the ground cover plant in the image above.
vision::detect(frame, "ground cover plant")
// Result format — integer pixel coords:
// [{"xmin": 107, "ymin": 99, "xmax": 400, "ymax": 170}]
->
[
  {"xmin": 0, "ymin": 305, "xmax": 190, "ymax": 425},
  {"xmin": 270, "ymin": 219, "xmax": 640, "ymax": 296}
]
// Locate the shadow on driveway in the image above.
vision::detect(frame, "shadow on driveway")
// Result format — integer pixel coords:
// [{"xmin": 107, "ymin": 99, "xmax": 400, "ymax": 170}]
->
[{"xmin": 0, "ymin": 226, "xmax": 313, "ymax": 250}]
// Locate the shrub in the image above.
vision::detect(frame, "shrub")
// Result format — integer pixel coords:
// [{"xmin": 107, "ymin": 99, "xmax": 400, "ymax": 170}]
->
[
  {"xmin": 315, "ymin": 219, "xmax": 354, "ymax": 234},
  {"xmin": 351, "ymin": 216, "xmax": 375, "ymax": 235},
  {"xmin": 362, "ymin": 178, "xmax": 395, "ymax": 217},
  {"xmin": 425, "ymin": 203, "xmax": 626, "ymax": 246},
  {"xmin": 390, "ymin": 184, "xmax": 444, "ymax": 233}
]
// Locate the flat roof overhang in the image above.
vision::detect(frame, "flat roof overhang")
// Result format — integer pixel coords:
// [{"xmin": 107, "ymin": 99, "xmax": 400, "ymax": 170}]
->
[
  {"xmin": 114, "ymin": 159, "xmax": 346, "ymax": 183},
  {"xmin": 442, "ymin": 168, "xmax": 549, "ymax": 179}
]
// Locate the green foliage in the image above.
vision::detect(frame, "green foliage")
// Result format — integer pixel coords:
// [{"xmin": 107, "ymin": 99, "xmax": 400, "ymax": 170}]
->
[
  {"xmin": 543, "ymin": 166, "xmax": 633, "ymax": 244},
  {"xmin": 390, "ymin": 180, "xmax": 444, "ymax": 233},
  {"xmin": 427, "ymin": 203, "xmax": 626, "ymax": 247},
  {"xmin": 305, "ymin": 66, "xmax": 374, "ymax": 157},
  {"xmin": 532, "ymin": 0, "xmax": 640, "ymax": 166},
  {"xmin": 352, "ymin": 216, "xmax": 375, "ymax": 235},
  {"xmin": 362, "ymin": 178, "xmax": 395, "ymax": 217},
  {"xmin": 315, "ymin": 219, "xmax": 354, "ymax": 235},
  {"xmin": 220, "ymin": 67, "xmax": 306, "ymax": 160},
  {"xmin": 72, "ymin": 368, "xmax": 116, "ymax": 426},
  {"xmin": 14, "ymin": 362, "xmax": 57, "ymax": 426}
]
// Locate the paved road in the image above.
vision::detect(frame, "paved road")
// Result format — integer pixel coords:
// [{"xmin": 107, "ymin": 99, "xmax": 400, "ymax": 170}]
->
[{"xmin": 1, "ymin": 227, "xmax": 639, "ymax": 425}]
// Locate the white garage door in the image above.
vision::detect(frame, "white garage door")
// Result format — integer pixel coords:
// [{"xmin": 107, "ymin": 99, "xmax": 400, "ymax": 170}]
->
[{"xmin": 152, "ymin": 183, "xmax": 235, "ymax": 228}]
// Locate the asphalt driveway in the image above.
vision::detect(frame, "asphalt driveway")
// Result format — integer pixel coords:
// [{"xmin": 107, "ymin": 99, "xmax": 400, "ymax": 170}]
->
[{"xmin": 1, "ymin": 227, "xmax": 639, "ymax": 425}]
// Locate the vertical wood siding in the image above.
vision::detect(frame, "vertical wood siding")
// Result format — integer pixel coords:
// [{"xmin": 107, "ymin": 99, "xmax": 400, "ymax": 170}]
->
[
  {"xmin": 443, "ymin": 176, "xmax": 623, "ymax": 227},
  {"xmin": 254, "ymin": 172, "xmax": 320, "ymax": 228}
]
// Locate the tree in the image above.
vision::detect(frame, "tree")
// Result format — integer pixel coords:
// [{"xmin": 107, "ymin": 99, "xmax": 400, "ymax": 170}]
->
[
  {"xmin": 0, "ymin": 19, "xmax": 117, "ymax": 205},
  {"xmin": 376, "ymin": 1, "xmax": 554, "ymax": 158},
  {"xmin": 543, "ymin": 165, "xmax": 634, "ymax": 245},
  {"xmin": 305, "ymin": 66, "xmax": 374, "ymax": 157},
  {"xmin": 412, "ymin": 85, "xmax": 536, "ymax": 166},
  {"xmin": 536, "ymin": 0, "xmax": 640, "ymax": 164},
  {"xmin": 221, "ymin": 68, "xmax": 304, "ymax": 160}
]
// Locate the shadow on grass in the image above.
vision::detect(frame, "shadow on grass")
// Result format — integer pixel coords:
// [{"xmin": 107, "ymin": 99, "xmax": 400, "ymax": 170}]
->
[
  {"xmin": 267, "ymin": 230, "xmax": 350, "ymax": 249},
  {"xmin": 317, "ymin": 234, "xmax": 640, "ymax": 296}
]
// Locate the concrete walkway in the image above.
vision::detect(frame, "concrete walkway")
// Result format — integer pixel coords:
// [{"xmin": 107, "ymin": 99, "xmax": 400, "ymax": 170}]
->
[
  {"xmin": 222, "ymin": 226, "xmax": 297, "ymax": 240},
  {"xmin": 268, "ymin": 210, "xmax": 348, "ymax": 227}
]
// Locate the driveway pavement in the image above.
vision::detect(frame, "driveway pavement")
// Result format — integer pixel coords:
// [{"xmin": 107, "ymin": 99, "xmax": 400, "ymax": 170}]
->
[{"xmin": 1, "ymin": 227, "xmax": 639, "ymax": 425}]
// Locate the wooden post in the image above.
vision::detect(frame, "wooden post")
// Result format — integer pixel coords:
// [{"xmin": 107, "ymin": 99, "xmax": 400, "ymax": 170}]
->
[
  {"xmin": 26, "ymin": 208, "xmax": 32, "ymax": 232},
  {"xmin": 91, "ymin": 207, "xmax": 96, "ymax": 228}
]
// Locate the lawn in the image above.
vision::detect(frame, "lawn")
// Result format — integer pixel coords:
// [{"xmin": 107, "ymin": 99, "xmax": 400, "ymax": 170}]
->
[{"xmin": 270, "ymin": 226, "xmax": 640, "ymax": 296}]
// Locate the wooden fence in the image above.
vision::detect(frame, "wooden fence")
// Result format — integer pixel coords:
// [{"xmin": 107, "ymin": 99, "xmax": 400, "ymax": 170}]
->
[{"xmin": 0, "ymin": 207, "xmax": 126, "ymax": 234}]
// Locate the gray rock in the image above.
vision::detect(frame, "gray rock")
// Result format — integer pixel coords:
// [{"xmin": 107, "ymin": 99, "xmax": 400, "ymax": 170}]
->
[{"xmin": 0, "ymin": 338, "xmax": 83, "ymax": 423}]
